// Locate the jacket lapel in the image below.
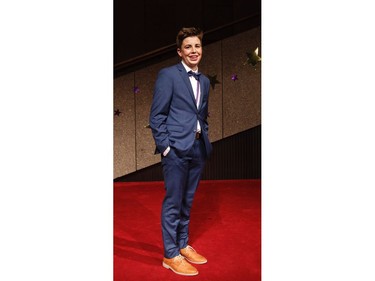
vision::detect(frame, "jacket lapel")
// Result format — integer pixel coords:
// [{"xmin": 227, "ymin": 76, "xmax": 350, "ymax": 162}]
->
[
  {"xmin": 177, "ymin": 63, "xmax": 198, "ymax": 108},
  {"xmin": 197, "ymin": 79, "xmax": 204, "ymax": 111}
]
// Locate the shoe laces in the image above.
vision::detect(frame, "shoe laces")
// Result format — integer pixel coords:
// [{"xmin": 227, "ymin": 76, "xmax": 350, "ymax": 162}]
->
[
  {"xmin": 173, "ymin": 254, "xmax": 187, "ymax": 266},
  {"xmin": 175, "ymin": 254, "xmax": 185, "ymax": 261},
  {"xmin": 185, "ymin": 245, "xmax": 196, "ymax": 253}
]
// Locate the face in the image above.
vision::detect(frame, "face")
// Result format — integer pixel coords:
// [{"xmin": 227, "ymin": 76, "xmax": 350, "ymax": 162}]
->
[{"xmin": 177, "ymin": 36, "xmax": 202, "ymax": 71}]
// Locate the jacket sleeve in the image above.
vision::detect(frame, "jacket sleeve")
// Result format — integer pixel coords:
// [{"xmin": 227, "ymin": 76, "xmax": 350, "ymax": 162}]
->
[{"xmin": 149, "ymin": 69, "xmax": 173, "ymax": 154}]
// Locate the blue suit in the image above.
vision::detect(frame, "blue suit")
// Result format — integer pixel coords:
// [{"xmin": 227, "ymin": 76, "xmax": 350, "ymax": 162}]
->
[{"xmin": 149, "ymin": 62, "xmax": 212, "ymax": 258}]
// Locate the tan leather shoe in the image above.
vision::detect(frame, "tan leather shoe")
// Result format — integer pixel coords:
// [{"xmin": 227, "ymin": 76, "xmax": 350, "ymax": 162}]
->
[
  {"xmin": 180, "ymin": 245, "xmax": 207, "ymax": 264},
  {"xmin": 162, "ymin": 254, "xmax": 198, "ymax": 276}
]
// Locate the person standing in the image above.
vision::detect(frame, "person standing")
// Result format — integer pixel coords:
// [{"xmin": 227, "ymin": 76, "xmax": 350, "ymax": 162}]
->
[{"xmin": 149, "ymin": 27, "xmax": 212, "ymax": 276}]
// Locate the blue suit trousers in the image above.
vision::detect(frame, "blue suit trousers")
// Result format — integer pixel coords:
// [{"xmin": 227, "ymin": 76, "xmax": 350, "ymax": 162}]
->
[{"xmin": 161, "ymin": 138, "xmax": 206, "ymax": 258}]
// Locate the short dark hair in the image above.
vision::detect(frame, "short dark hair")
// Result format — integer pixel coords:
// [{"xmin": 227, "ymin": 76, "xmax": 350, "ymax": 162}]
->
[{"xmin": 176, "ymin": 27, "xmax": 203, "ymax": 49}]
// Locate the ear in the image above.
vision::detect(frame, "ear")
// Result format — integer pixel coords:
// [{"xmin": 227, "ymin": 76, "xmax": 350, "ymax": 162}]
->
[{"xmin": 177, "ymin": 48, "xmax": 182, "ymax": 57}]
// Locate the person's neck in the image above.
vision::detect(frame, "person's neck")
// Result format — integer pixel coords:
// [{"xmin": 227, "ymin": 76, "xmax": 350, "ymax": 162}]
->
[{"xmin": 181, "ymin": 61, "xmax": 198, "ymax": 72}]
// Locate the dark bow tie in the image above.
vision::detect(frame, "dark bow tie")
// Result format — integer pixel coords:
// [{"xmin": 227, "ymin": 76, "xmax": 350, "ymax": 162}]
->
[{"xmin": 188, "ymin": 70, "xmax": 201, "ymax": 81}]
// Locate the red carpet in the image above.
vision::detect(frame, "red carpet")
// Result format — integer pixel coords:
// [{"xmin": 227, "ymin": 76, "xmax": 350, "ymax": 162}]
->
[{"xmin": 114, "ymin": 179, "xmax": 261, "ymax": 281}]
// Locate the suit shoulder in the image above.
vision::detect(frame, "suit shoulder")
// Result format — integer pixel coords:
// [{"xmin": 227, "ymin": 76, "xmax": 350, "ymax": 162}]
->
[
  {"xmin": 200, "ymin": 73, "xmax": 210, "ymax": 84},
  {"xmin": 155, "ymin": 64, "xmax": 181, "ymax": 86},
  {"xmin": 200, "ymin": 73, "xmax": 209, "ymax": 81}
]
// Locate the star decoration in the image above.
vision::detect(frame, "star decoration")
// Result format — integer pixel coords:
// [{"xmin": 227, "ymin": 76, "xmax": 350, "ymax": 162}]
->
[
  {"xmin": 114, "ymin": 109, "xmax": 122, "ymax": 116},
  {"xmin": 133, "ymin": 86, "xmax": 140, "ymax": 94},
  {"xmin": 244, "ymin": 47, "xmax": 261, "ymax": 67},
  {"xmin": 207, "ymin": 74, "xmax": 220, "ymax": 90},
  {"xmin": 231, "ymin": 74, "xmax": 238, "ymax": 81}
]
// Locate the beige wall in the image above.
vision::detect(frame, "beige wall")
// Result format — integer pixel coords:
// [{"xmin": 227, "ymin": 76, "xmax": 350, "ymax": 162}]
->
[{"xmin": 114, "ymin": 27, "xmax": 261, "ymax": 179}]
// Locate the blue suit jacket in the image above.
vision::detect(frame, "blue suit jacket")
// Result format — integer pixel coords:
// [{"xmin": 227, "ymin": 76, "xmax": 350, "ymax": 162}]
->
[{"xmin": 149, "ymin": 62, "xmax": 212, "ymax": 158}]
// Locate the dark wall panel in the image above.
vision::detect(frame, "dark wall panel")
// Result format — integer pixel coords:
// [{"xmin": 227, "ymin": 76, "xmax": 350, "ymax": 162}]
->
[
  {"xmin": 114, "ymin": 0, "xmax": 261, "ymax": 65},
  {"xmin": 203, "ymin": 125, "xmax": 261, "ymax": 180},
  {"xmin": 114, "ymin": 0, "xmax": 145, "ymax": 63}
]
